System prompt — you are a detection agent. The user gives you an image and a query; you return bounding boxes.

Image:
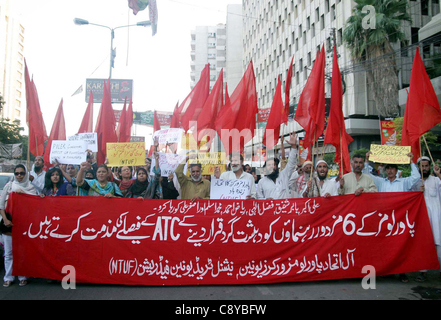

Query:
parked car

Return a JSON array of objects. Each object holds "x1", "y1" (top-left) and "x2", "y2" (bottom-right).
[{"x1": 0, "y1": 173, "x2": 13, "y2": 193}]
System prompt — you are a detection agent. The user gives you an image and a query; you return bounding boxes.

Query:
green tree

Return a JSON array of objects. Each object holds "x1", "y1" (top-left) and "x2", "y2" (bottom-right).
[
  {"x1": 0, "y1": 93, "x2": 28, "y2": 159},
  {"x1": 343, "y1": 0, "x2": 412, "y2": 117}
]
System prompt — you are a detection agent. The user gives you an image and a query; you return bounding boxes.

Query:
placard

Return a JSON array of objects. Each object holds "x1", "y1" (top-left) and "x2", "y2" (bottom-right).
[
  {"x1": 49, "y1": 140, "x2": 88, "y2": 165},
  {"x1": 106, "y1": 142, "x2": 146, "y2": 167},
  {"x1": 210, "y1": 178, "x2": 251, "y2": 199},
  {"x1": 369, "y1": 144, "x2": 411, "y2": 164},
  {"x1": 67, "y1": 133, "x2": 98, "y2": 152},
  {"x1": 151, "y1": 153, "x2": 187, "y2": 177},
  {"x1": 188, "y1": 152, "x2": 226, "y2": 176}
]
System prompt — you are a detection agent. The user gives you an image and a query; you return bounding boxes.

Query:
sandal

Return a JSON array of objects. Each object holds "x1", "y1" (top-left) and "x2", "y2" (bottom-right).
[
  {"x1": 399, "y1": 273, "x2": 409, "y2": 283},
  {"x1": 416, "y1": 273, "x2": 427, "y2": 282},
  {"x1": 3, "y1": 281, "x2": 12, "y2": 288},
  {"x1": 19, "y1": 280, "x2": 28, "y2": 287}
]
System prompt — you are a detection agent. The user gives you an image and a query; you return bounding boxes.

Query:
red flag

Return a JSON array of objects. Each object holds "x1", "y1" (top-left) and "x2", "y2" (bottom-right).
[
  {"x1": 116, "y1": 98, "x2": 128, "y2": 142},
  {"x1": 324, "y1": 47, "x2": 353, "y2": 175},
  {"x1": 153, "y1": 111, "x2": 161, "y2": 132},
  {"x1": 24, "y1": 60, "x2": 48, "y2": 157},
  {"x1": 294, "y1": 46, "x2": 326, "y2": 147},
  {"x1": 284, "y1": 55, "x2": 295, "y2": 124},
  {"x1": 124, "y1": 98, "x2": 134, "y2": 141},
  {"x1": 215, "y1": 61, "x2": 258, "y2": 154},
  {"x1": 194, "y1": 69, "x2": 224, "y2": 147},
  {"x1": 78, "y1": 91, "x2": 94, "y2": 134},
  {"x1": 224, "y1": 83, "x2": 231, "y2": 107},
  {"x1": 179, "y1": 64, "x2": 210, "y2": 132},
  {"x1": 401, "y1": 47, "x2": 441, "y2": 163},
  {"x1": 262, "y1": 75, "x2": 284, "y2": 149},
  {"x1": 95, "y1": 80, "x2": 118, "y2": 165},
  {"x1": 170, "y1": 102, "x2": 180, "y2": 129},
  {"x1": 43, "y1": 99, "x2": 66, "y2": 167}
]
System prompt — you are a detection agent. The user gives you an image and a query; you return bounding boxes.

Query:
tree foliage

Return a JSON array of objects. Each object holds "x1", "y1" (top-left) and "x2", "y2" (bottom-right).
[{"x1": 343, "y1": 0, "x2": 412, "y2": 117}]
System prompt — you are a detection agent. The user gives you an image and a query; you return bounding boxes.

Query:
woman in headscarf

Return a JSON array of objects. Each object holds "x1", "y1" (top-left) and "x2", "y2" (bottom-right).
[
  {"x1": 115, "y1": 166, "x2": 135, "y2": 197},
  {"x1": 125, "y1": 153, "x2": 161, "y2": 199},
  {"x1": 40, "y1": 167, "x2": 76, "y2": 197},
  {"x1": 76, "y1": 163, "x2": 123, "y2": 197},
  {"x1": 0, "y1": 164, "x2": 37, "y2": 287}
]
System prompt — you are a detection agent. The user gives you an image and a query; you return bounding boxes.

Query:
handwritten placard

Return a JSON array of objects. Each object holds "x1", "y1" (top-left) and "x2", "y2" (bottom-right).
[
  {"x1": 67, "y1": 133, "x2": 98, "y2": 152},
  {"x1": 188, "y1": 152, "x2": 226, "y2": 176},
  {"x1": 106, "y1": 142, "x2": 146, "y2": 167},
  {"x1": 50, "y1": 140, "x2": 87, "y2": 165},
  {"x1": 210, "y1": 179, "x2": 251, "y2": 200},
  {"x1": 369, "y1": 144, "x2": 411, "y2": 164},
  {"x1": 151, "y1": 153, "x2": 187, "y2": 177}
]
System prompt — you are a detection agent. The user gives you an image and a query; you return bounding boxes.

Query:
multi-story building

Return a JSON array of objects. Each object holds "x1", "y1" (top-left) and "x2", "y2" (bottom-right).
[
  {"x1": 0, "y1": 0, "x2": 25, "y2": 123},
  {"x1": 242, "y1": 0, "x2": 441, "y2": 159},
  {"x1": 190, "y1": 4, "x2": 243, "y2": 93}
]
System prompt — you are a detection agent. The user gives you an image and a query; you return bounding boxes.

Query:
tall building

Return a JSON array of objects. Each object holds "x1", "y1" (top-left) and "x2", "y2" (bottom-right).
[
  {"x1": 242, "y1": 0, "x2": 441, "y2": 156},
  {"x1": 0, "y1": 0, "x2": 25, "y2": 123},
  {"x1": 190, "y1": 4, "x2": 243, "y2": 92}
]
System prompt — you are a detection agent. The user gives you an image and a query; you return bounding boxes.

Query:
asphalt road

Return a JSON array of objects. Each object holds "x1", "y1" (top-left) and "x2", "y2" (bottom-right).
[{"x1": 1, "y1": 270, "x2": 440, "y2": 302}]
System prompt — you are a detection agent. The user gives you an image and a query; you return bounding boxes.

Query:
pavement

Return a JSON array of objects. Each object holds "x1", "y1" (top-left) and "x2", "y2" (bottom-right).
[{"x1": 0, "y1": 270, "x2": 440, "y2": 301}]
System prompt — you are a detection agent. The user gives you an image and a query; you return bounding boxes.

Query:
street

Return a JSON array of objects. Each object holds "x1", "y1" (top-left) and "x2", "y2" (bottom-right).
[{"x1": 1, "y1": 270, "x2": 440, "y2": 301}]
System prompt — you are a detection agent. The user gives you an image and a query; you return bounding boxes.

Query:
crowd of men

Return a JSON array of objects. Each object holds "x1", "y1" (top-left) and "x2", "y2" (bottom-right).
[{"x1": 1, "y1": 132, "x2": 440, "y2": 287}]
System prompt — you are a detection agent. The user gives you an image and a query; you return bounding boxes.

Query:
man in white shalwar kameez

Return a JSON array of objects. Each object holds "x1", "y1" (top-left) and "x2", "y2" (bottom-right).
[{"x1": 411, "y1": 156, "x2": 441, "y2": 281}]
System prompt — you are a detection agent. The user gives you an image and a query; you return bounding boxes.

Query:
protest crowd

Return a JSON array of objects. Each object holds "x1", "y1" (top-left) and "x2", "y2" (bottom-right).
[
  {"x1": 1, "y1": 39, "x2": 440, "y2": 289},
  {"x1": 0, "y1": 131, "x2": 441, "y2": 288}
]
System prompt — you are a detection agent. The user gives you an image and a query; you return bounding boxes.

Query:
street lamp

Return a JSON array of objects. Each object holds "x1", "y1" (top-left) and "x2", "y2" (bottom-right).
[{"x1": 74, "y1": 18, "x2": 151, "y2": 79}]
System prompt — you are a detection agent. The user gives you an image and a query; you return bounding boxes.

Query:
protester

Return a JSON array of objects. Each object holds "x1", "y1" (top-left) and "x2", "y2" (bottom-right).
[
  {"x1": 66, "y1": 164, "x2": 78, "y2": 179},
  {"x1": 115, "y1": 166, "x2": 135, "y2": 197},
  {"x1": 293, "y1": 161, "x2": 312, "y2": 198},
  {"x1": 160, "y1": 172, "x2": 180, "y2": 200},
  {"x1": 29, "y1": 156, "x2": 46, "y2": 194},
  {"x1": 301, "y1": 160, "x2": 338, "y2": 198},
  {"x1": 86, "y1": 152, "x2": 98, "y2": 174},
  {"x1": 364, "y1": 152, "x2": 419, "y2": 192},
  {"x1": 288, "y1": 164, "x2": 303, "y2": 198},
  {"x1": 411, "y1": 156, "x2": 441, "y2": 282},
  {"x1": 338, "y1": 154, "x2": 377, "y2": 196},
  {"x1": 40, "y1": 167, "x2": 76, "y2": 197},
  {"x1": 0, "y1": 165, "x2": 37, "y2": 287},
  {"x1": 76, "y1": 163, "x2": 123, "y2": 197},
  {"x1": 257, "y1": 133, "x2": 298, "y2": 200},
  {"x1": 215, "y1": 153, "x2": 256, "y2": 199},
  {"x1": 125, "y1": 167, "x2": 161, "y2": 199},
  {"x1": 175, "y1": 154, "x2": 210, "y2": 201},
  {"x1": 363, "y1": 151, "x2": 417, "y2": 283}
]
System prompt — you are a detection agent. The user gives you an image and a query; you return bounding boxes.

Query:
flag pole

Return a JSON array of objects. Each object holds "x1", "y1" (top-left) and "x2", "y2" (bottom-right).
[
  {"x1": 310, "y1": 129, "x2": 316, "y2": 182},
  {"x1": 420, "y1": 136, "x2": 425, "y2": 186},
  {"x1": 340, "y1": 129, "x2": 343, "y2": 178},
  {"x1": 422, "y1": 135, "x2": 435, "y2": 164}
]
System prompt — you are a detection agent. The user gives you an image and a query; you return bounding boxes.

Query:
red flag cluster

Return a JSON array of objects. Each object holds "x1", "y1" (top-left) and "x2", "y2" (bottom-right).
[{"x1": 401, "y1": 47, "x2": 441, "y2": 163}]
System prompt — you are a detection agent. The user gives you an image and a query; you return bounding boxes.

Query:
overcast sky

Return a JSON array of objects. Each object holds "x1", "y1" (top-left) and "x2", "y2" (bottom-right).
[{"x1": 11, "y1": 0, "x2": 241, "y2": 138}]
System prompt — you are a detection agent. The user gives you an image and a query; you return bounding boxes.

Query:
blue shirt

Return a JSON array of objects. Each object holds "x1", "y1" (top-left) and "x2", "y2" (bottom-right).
[{"x1": 365, "y1": 163, "x2": 420, "y2": 192}]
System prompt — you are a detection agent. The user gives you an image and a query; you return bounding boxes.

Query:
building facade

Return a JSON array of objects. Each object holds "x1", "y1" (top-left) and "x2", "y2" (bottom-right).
[
  {"x1": 190, "y1": 4, "x2": 243, "y2": 93},
  {"x1": 0, "y1": 0, "x2": 25, "y2": 123},
  {"x1": 242, "y1": 0, "x2": 441, "y2": 157}
]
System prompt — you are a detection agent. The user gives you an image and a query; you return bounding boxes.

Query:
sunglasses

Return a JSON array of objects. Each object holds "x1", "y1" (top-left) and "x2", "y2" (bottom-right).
[{"x1": 14, "y1": 172, "x2": 26, "y2": 176}]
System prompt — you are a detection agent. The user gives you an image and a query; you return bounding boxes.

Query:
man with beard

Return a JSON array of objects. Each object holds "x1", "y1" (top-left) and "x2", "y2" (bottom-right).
[
  {"x1": 215, "y1": 153, "x2": 256, "y2": 199},
  {"x1": 301, "y1": 160, "x2": 338, "y2": 198},
  {"x1": 175, "y1": 154, "x2": 210, "y2": 201},
  {"x1": 411, "y1": 156, "x2": 441, "y2": 282},
  {"x1": 338, "y1": 154, "x2": 377, "y2": 196},
  {"x1": 257, "y1": 133, "x2": 298, "y2": 200},
  {"x1": 29, "y1": 156, "x2": 46, "y2": 195}
]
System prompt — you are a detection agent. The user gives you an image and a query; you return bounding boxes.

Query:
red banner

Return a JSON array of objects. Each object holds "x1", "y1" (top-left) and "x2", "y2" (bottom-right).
[{"x1": 10, "y1": 192, "x2": 439, "y2": 286}]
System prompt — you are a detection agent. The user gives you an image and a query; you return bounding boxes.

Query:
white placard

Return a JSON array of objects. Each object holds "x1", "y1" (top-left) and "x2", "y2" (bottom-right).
[
  {"x1": 67, "y1": 133, "x2": 98, "y2": 152},
  {"x1": 50, "y1": 140, "x2": 88, "y2": 165},
  {"x1": 153, "y1": 128, "x2": 183, "y2": 146},
  {"x1": 210, "y1": 179, "x2": 251, "y2": 200},
  {"x1": 151, "y1": 152, "x2": 187, "y2": 177}
]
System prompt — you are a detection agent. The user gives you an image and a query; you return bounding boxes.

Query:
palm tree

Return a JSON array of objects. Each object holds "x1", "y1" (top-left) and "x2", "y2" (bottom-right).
[{"x1": 343, "y1": 0, "x2": 412, "y2": 117}]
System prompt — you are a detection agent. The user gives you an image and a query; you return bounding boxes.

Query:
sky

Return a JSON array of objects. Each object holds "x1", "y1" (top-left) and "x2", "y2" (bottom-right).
[{"x1": 11, "y1": 0, "x2": 242, "y2": 138}]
